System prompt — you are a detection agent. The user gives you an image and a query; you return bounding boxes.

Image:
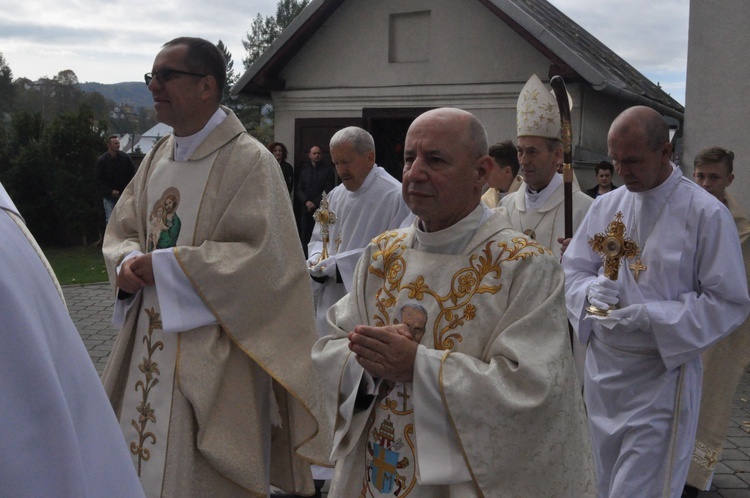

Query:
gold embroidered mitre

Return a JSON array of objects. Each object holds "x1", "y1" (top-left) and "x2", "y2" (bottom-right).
[{"x1": 517, "y1": 73, "x2": 572, "y2": 141}]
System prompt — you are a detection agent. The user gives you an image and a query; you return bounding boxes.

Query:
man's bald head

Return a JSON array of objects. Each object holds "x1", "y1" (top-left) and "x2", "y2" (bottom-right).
[
  {"x1": 610, "y1": 106, "x2": 670, "y2": 152},
  {"x1": 402, "y1": 108, "x2": 492, "y2": 232},
  {"x1": 608, "y1": 106, "x2": 673, "y2": 192}
]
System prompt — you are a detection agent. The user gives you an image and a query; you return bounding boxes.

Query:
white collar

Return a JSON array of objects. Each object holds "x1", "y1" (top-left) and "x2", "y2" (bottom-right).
[
  {"x1": 413, "y1": 204, "x2": 490, "y2": 255},
  {"x1": 173, "y1": 107, "x2": 227, "y2": 162},
  {"x1": 525, "y1": 172, "x2": 562, "y2": 210}
]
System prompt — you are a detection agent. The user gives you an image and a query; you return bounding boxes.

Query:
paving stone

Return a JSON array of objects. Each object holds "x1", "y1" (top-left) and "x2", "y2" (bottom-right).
[
  {"x1": 724, "y1": 460, "x2": 750, "y2": 473},
  {"x1": 711, "y1": 473, "x2": 749, "y2": 489},
  {"x1": 714, "y1": 491, "x2": 750, "y2": 498},
  {"x1": 722, "y1": 449, "x2": 750, "y2": 461}
]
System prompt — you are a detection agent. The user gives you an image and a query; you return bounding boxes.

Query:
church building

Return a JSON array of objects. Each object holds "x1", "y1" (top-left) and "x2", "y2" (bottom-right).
[{"x1": 232, "y1": 0, "x2": 683, "y2": 189}]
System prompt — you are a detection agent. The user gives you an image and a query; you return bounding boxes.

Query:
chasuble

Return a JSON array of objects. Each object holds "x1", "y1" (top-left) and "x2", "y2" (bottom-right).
[
  {"x1": 314, "y1": 208, "x2": 596, "y2": 497},
  {"x1": 102, "y1": 108, "x2": 329, "y2": 497}
]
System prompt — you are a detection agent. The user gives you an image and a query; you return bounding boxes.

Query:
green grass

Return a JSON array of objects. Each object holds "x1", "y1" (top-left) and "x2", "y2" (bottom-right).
[{"x1": 43, "y1": 245, "x2": 109, "y2": 285}]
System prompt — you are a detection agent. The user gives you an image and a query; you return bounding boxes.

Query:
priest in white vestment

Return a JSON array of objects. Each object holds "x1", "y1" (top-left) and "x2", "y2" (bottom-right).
[
  {"x1": 501, "y1": 74, "x2": 593, "y2": 383},
  {"x1": 102, "y1": 38, "x2": 329, "y2": 497},
  {"x1": 563, "y1": 107, "x2": 750, "y2": 498},
  {"x1": 499, "y1": 74, "x2": 592, "y2": 261},
  {"x1": 313, "y1": 108, "x2": 596, "y2": 497},
  {"x1": 0, "y1": 182, "x2": 144, "y2": 497},
  {"x1": 307, "y1": 126, "x2": 413, "y2": 337},
  {"x1": 685, "y1": 147, "x2": 750, "y2": 494}
]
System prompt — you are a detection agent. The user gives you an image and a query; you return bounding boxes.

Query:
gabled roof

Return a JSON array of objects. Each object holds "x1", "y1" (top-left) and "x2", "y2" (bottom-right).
[
  {"x1": 232, "y1": 0, "x2": 683, "y2": 118},
  {"x1": 132, "y1": 122, "x2": 172, "y2": 155}
]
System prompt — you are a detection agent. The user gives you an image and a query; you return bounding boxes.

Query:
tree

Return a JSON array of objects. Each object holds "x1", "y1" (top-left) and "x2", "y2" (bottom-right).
[
  {"x1": 0, "y1": 53, "x2": 14, "y2": 114},
  {"x1": 275, "y1": 0, "x2": 309, "y2": 30},
  {"x1": 238, "y1": 0, "x2": 308, "y2": 144},
  {"x1": 45, "y1": 105, "x2": 107, "y2": 245},
  {"x1": 0, "y1": 107, "x2": 106, "y2": 245},
  {"x1": 241, "y1": 0, "x2": 309, "y2": 68},
  {"x1": 52, "y1": 69, "x2": 82, "y2": 116},
  {"x1": 217, "y1": 40, "x2": 238, "y2": 105}
]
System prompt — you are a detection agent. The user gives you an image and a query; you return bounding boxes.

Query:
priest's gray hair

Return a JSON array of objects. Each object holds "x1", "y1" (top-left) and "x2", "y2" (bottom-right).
[{"x1": 330, "y1": 127, "x2": 375, "y2": 156}]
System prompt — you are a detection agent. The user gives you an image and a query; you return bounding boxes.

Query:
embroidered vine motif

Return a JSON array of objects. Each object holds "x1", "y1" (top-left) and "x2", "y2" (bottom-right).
[
  {"x1": 369, "y1": 231, "x2": 546, "y2": 350},
  {"x1": 130, "y1": 307, "x2": 164, "y2": 476}
]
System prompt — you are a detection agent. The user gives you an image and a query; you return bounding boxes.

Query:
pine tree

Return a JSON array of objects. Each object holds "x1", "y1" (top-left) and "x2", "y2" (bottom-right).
[
  {"x1": 241, "y1": 0, "x2": 309, "y2": 69},
  {"x1": 236, "y1": 0, "x2": 309, "y2": 145}
]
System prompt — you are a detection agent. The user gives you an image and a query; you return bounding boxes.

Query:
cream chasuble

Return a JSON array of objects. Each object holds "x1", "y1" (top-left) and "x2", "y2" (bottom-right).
[
  {"x1": 314, "y1": 208, "x2": 596, "y2": 498},
  {"x1": 119, "y1": 150, "x2": 215, "y2": 494},
  {"x1": 103, "y1": 107, "x2": 330, "y2": 498}
]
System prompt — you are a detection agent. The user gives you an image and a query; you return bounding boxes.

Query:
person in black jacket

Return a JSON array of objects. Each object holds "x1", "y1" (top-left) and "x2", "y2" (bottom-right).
[
  {"x1": 295, "y1": 145, "x2": 336, "y2": 254},
  {"x1": 584, "y1": 160, "x2": 618, "y2": 199},
  {"x1": 95, "y1": 135, "x2": 135, "y2": 224}
]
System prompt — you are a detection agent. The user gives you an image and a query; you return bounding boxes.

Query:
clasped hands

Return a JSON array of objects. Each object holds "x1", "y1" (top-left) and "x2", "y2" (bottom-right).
[
  {"x1": 348, "y1": 324, "x2": 418, "y2": 383},
  {"x1": 587, "y1": 274, "x2": 649, "y2": 333},
  {"x1": 116, "y1": 253, "x2": 155, "y2": 294}
]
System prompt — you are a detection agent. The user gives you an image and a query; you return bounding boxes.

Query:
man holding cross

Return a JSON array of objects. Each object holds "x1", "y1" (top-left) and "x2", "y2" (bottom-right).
[{"x1": 562, "y1": 106, "x2": 749, "y2": 497}]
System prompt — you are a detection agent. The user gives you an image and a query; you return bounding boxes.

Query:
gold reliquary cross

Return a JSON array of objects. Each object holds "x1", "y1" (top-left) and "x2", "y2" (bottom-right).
[
  {"x1": 312, "y1": 191, "x2": 336, "y2": 262},
  {"x1": 586, "y1": 211, "x2": 639, "y2": 316}
]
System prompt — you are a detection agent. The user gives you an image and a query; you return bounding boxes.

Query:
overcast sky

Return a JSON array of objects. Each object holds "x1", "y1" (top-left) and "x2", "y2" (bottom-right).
[{"x1": 0, "y1": 0, "x2": 688, "y2": 104}]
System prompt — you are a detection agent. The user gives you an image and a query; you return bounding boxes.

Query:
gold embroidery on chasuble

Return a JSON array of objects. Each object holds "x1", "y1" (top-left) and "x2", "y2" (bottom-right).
[
  {"x1": 131, "y1": 307, "x2": 164, "y2": 476},
  {"x1": 691, "y1": 440, "x2": 720, "y2": 472},
  {"x1": 119, "y1": 150, "x2": 213, "y2": 494},
  {"x1": 359, "y1": 230, "x2": 548, "y2": 496}
]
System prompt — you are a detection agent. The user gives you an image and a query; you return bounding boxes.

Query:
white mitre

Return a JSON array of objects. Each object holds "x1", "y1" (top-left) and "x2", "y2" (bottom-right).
[{"x1": 517, "y1": 73, "x2": 561, "y2": 140}]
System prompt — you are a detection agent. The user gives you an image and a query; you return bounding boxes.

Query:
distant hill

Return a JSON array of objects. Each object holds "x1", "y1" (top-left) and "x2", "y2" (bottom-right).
[{"x1": 79, "y1": 81, "x2": 153, "y2": 110}]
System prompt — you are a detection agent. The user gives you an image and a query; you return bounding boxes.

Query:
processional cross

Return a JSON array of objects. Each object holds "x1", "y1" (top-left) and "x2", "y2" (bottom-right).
[
  {"x1": 586, "y1": 211, "x2": 639, "y2": 316},
  {"x1": 312, "y1": 191, "x2": 336, "y2": 263}
]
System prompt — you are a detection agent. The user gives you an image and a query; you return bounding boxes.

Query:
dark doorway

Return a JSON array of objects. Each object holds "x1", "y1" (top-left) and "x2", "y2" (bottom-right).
[{"x1": 364, "y1": 107, "x2": 433, "y2": 181}]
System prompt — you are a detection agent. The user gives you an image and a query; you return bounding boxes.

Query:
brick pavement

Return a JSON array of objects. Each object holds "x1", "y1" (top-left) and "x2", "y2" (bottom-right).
[{"x1": 62, "y1": 283, "x2": 750, "y2": 496}]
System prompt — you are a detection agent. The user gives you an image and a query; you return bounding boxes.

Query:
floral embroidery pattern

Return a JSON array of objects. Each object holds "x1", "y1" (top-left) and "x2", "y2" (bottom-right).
[
  {"x1": 369, "y1": 231, "x2": 546, "y2": 350},
  {"x1": 130, "y1": 307, "x2": 164, "y2": 476}
]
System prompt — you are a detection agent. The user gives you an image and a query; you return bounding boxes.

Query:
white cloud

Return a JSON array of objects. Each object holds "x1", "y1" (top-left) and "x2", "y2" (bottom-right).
[
  {"x1": 0, "y1": 0, "x2": 278, "y2": 82},
  {"x1": 548, "y1": 0, "x2": 688, "y2": 103}
]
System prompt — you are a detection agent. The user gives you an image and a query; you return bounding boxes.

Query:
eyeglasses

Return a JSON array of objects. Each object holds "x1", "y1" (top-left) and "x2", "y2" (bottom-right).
[{"x1": 144, "y1": 68, "x2": 207, "y2": 86}]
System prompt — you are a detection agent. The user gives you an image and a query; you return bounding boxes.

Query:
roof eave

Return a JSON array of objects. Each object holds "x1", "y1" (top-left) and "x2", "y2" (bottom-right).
[{"x1": 231, "y1": 0, "x2": 344, "y2": 97}]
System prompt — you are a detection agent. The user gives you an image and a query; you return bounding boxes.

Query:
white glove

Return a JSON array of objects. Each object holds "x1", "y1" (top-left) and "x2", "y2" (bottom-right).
[
  {"x1": 306, "y1": 254, "x2": 321, "y2": 269},
  {"x1": 590, "y1": 304, "x2": 650, "y2": 333},
  {"x1": 309, "y1": 257, "x2": 336, "y2": 278},
  {"x1": 587, "y1": 275, "x2": 619, "y2": 310}
]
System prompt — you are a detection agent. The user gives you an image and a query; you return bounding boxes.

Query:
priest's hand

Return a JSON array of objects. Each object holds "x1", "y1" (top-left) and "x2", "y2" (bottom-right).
[
  {"x1": 129, "y1": 253, "x2": 155, "y2": 286},
  {"x1": 587, "y1": 274, "x2": 619, "y2": 310},
  {"x1": 117, "y1": 257, "x2": 148, "y2": 294},
  {"x1": 558, "y1": 237, "x2": 570, "y2": 258},
  {"x1": 589, "y1": 304, "x2": 650, "y2": 333},
  {"x1": 348, "y1": 324, "x2": 418, "y2": 383}
]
